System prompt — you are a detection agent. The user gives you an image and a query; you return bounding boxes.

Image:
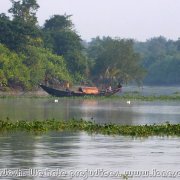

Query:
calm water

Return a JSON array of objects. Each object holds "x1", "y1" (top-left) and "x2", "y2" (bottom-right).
[
  {"x1": 0, "y1": 132, "x2": 179, "y2": 180},
  {"x1": 0, "y1": 86, "x2": 180, "y2": 179},
  {"x1": 0, "y1": 98, "x2": 180, "y2": 125},
  {"x1": 122, "y1": 85, "x2": 180, "y2": 96}
]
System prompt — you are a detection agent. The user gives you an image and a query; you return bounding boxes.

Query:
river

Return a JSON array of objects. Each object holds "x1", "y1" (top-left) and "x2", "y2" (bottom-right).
[
  {"x1": 0, "y1": 98, "x2": 180, "y2": 125},
  {"x1": 0, "y1": 86, "x2": 180, "y2": 179}
]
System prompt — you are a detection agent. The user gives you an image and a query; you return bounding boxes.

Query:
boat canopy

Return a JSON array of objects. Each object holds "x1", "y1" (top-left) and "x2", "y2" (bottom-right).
[{"x1": 81, "y1": 87, "x2": 99, "y2": 94}]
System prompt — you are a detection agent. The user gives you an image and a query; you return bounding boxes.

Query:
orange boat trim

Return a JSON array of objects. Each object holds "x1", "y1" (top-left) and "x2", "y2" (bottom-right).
[{"x1": 81, "y1": 87, "x2": 99, "y2": 94}]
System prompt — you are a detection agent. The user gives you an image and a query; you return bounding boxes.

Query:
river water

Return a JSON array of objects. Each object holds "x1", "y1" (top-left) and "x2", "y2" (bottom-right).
[
  {"x1": 0, "y1": 132, "x2": 179, "y2": 180},
  {"x1": 0, "y1": 98, "x2": 180, "y2": 125},
  {"x1": 0, "y1": 86, "x2": 180, "y2": 179}
]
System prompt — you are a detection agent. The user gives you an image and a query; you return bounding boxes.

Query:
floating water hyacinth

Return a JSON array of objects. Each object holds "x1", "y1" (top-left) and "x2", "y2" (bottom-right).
[{"x1": 0, "y1": 119, "x2": 180, "y2": 137}]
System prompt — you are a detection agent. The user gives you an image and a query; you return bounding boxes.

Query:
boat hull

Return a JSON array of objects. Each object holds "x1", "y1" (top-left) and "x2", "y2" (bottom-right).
[{"x1": 39, "y1": 84, "x2": 121, "y2": 97}]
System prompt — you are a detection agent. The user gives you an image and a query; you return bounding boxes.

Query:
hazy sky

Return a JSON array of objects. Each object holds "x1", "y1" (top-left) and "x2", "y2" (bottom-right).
[{"x1": 1, "y1": 0, "x2": 180, "y2": 41}]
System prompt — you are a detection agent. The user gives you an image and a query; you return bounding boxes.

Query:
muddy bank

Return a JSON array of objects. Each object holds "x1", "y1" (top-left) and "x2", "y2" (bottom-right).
[{"x1": 0, "y1": 89, "x2": 49, "y2": 97}]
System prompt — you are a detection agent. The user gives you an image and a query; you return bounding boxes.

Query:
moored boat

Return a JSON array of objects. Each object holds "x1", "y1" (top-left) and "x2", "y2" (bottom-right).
[{"x1": 39, "y1": 84, "x2": 121, "y2": 97}]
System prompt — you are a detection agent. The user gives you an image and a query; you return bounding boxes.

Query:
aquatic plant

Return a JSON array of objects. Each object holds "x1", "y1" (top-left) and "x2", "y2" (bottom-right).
[{"x1": 0, "y1": 119, "x2": 180, "y2": 137}]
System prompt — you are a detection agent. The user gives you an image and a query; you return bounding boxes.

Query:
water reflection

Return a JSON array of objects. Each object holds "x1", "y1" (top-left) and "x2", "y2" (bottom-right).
[
  {"x1": 0, "y1": 133, "x2": 36, "y2": 169},
  {"x1": 0, "y1": 132, "x2": 179, "y2": 180},
  {"x1": 0, "y1": 132, "x2": 81, "y2": 176},
  {"x1": 0, "y1": 98, "x2": 180, "y2": 125}
]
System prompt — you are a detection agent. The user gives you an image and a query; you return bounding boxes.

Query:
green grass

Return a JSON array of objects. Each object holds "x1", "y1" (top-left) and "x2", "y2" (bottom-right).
[
  {"x1": 0, "y1": 119, "x2": 180, "y2": 137},
  {"x1": 0, "y1": 94, "x2": 180, "y2": 101}
]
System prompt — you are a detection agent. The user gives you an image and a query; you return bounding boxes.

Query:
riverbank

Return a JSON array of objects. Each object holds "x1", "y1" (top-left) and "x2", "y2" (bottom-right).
[
  {"x1": 0, "y1": 119, "x2": 180, "y2": 137},
  {"x1": 118, "y1": 93, "x2": 180, "y2": 101},
  {"x1": 0, "y1": 90, "x2": 180, "y2": 101},
  {"x1": 0, "y1": 89, "x2": 49, "y2": 97}
]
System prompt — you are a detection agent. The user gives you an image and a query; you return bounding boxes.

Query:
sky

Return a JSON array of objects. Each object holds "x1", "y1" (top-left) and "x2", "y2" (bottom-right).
[{"x1": 1, "y1": 0, "x2": 180, "y2": 41}]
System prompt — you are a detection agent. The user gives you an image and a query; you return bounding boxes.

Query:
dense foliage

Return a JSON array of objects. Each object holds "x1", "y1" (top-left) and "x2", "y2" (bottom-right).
[
  {"x1": 86, "y1": 37, "x2": 146, "y2": 86},
  {"x1": 0, "y1": 44, "x2": 71, "y2": 90},
  {"x1": 0, "y1": 44, "x2": 29, "y2": 89},
  {"x1": 42, "y1": 15, "x2": 89, "y2": 81},
  {"x1": 134, "y1": 36, "x2": 180, "y2": 85},
  {"x1": 1, "y1": 0, "x2": 179, "y2": 91},
  {"x1": 0, "y1": 0, "x2": 74, "y2": 90}
]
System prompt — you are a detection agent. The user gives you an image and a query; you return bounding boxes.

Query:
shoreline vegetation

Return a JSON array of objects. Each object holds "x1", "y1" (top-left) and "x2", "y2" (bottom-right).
[
  {"x1": 0, "y1": 119, "x2": 180, "y2": 137},
  {"x1": 0, "y1": 1, "x2": 180, "y2": 92},
  {"x1": 0, "y1": 90, "x2": 180, "y2": 101}
]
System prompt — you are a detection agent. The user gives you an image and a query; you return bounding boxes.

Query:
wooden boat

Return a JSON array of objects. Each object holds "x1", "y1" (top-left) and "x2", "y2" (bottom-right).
[{"x1": 39, "y1": 84, "x2": 121, "y2": 97}]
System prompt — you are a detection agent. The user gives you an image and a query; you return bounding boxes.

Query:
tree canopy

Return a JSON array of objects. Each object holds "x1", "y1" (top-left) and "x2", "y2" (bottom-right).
[
  {"x1": 8, "y1": 0, "x2": 39, "y2": 24},
  {"x1": 0, "y1": 0, "x2": 41, "y2": 51},
  {"x1": 0, "y1": 0, "x2": 72, "y2": 90},
  {"x1": 43, "y1": 15, "x2": 89, "y2": 81},
  {"x1": 1, "y1": 0, "x2": 178, "y2": 91},
  {"x1": 87, "y1": 37, "x2": 146, "y2": 86},
  {"x1": 134, "y1": 36, "x2": 180, "y2": 85}
]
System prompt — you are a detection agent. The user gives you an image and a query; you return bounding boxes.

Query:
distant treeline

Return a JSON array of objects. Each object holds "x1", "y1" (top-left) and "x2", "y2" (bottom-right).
[
  {"x1": 0, "y1": 0, "x2": 179, "y2": 91},
  {"x1": 134, "y1": 36, "x2": 180, "y2": 85}
]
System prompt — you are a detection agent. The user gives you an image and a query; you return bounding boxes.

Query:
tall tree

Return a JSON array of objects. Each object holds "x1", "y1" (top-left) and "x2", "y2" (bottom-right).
[
  {"x1": 0, "y1": 0, "x2": 41, "y2": 51},
  {"x1": 0, "y1": 1, "x2": 73, "y2": 90},
  {"x1": 43, "y1": 14, "x2": 73, "y2": 31},
  {"x1": 0, "y1": 13, "x2": 12, "y2": 47},
  {"x1": 0, "y1": 14, "x2": 41, "y2": 51},
  {"x1": 43, "y1": 15, "x2": 88, "y2": 82},
  {"x1": 8, "y1": 0, "x2": 39, "y2": 24},
  {"x1": 87, "y1": 37, "x2": 146, "y2": 85}
]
